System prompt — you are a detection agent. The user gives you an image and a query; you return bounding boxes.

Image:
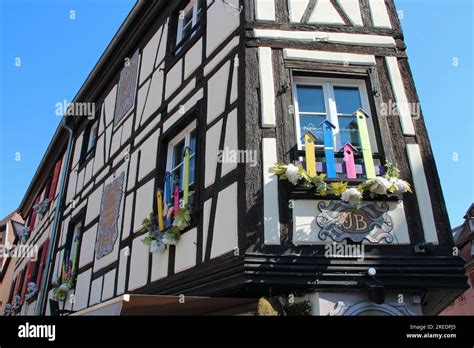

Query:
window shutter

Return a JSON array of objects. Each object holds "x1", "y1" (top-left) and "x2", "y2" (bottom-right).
[
  {"x1": 13, "y1": 271, "x2": 22, "y2": 296},
  {"x1": 48, "y1": 158, "x2": 63, "y2": 202},
  {"x1": 35, "y1": 239, "x2": 50, "y2": 289},
  {"x1": 21, "y1": 261, "x2": 35, "y2": 303},
  {"x1": 28, "y1": 196, "x2": 40, "y2": 231}
]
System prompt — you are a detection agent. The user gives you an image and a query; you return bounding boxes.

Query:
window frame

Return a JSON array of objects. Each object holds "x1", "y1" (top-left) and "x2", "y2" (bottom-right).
[
  {"x1": 61, "y1": 215, "x2": 83, "y2": 287},
  {"x1": 175, "y1": 0, "x2": 204, "y2": 51},
  {"x1": 166, "y1": 120, "x2": 197, "y2": 191},
  {"x1": 79, "y1": 120, "x2": 98, "y2": 166},
  {"x1": 292, "y1": 77, "x2": 379, "y2": 153}
]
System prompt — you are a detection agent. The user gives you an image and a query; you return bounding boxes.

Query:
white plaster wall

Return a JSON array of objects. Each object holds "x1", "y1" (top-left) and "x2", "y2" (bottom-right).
[
  {"x1": 406, "y1": 144, "x2": 438, "y2": 244},
  {"x1": 168, "y1": 78, "x2": 196, "y2": 112},
  {"x1": 151, "y1": 247, "x2": 169, "y2": 282},
  {"x1": 102, "y1": 269, "x2": 116, "y2": 301},
  {"x1": 164, "y1": 89, "x2": 203, "y2": 132},
  {"x1": 204, "y1": 119, "x2": 223, "y2": 188},
  {"x1": 175, "y1": 227, "x2": 197, "y2": 273},
  {"x1": 255, "y1": 0, "x2": 276, "y2": 21},
  {"x1": 206, "y1": 0, "x2": 241, "y2": 57},
  {"x1": 116, "y1": 247, "x2": 129, "y2": 295},
  {"x1": 85, "y1": 183, "x2": 104, "y2": 226},
  {"x1": 185, "y1": 38, "x2": 203, "y2": 79},
  {"x1": 207, "y1": 61, "x2": 230, "y2": 124},
  {"x1": 128, "y1": 236, "x2": 149, "y2": 291},
  {"x1": 337, "y1": 0, "x2": 363, "y2": 26},
  {"x1": 262, "y1": 138, "x2": 280, "y2": 244},
  {"x1": 73, "y1": 268, "x2": 91, "y2": 311},
  {"x1": 138, "y1": 129, "x2": 159, "y2": 181},
  {"x1": 283, "y1": 48, "x2": 376, "y2": 65},
  {"x1": 221, "y1": 108, "x2": 238, "y2": 177},
  {"x1": 204, "y1": 37, "x2": 239, "y2": 76},
  {"x1": 211, "y1": 182, "x2": 238, "y2": 258},
  {"x1": 140, "y1": 25, "x2": 163, "y2": 84},
  {"x1": 104, "y1": 85, "x2": 118, "y2": 126},
  {"x1": 288, "y1": 0, "x2": 309, "y2": 23},
  {"x1": 202, "y1": 198, "x2": 212, "y2": 261},
  {"x1": 258, "y1": 47, "x2": 276, "y2": 128},
  {"x1": 133, "y1": 179, "x2": 155, "y2": 233},
  {"x1": 165, "y1": 59, "x2": 183, "y2": 99},
  {"x1": 368, "y1": 0, "x2": 392, "y2": 28},
  {"x1": 89, "y1": 276, "x2": 103, "y2": 306},
  {"x1": 308, "y1": 0, "x2": 345, "y2": 25},
  {"x1": 121, "y1": 192, "x2": 134, "y2": 241},
  {"x1": 78, "y1": 223, "x2": 97, "y2": 268}
]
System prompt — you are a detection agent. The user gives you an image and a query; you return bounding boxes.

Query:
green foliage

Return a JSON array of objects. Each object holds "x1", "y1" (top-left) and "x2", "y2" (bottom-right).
[
  {"x1": 173, "y1": 206, "x2": 191, "y2": 230},
  {"x1": 269, "y1": 162, "x2": 289, "y2": 177},
  {"x1": 284, "y1": 301, "x2": 312, "y2": 316},
  {"x1": 327, "y1": 182, "x2": 348, "y2": 196},
  {"x1": 383, "y1": 160, "x2": 400, "y2": 179},
  {"x1": 270, "y1": 160, "x2": 412, "y2": 205}
]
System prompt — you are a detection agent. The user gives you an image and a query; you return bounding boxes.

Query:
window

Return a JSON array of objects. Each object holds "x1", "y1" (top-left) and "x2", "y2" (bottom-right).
[
  {"x1": 293, "y1": 77, "x2": 378, "y2": 152},
  {"x1": 31, "y1": 245, "x2": 43, "y2": 287},
  {"x1": 176, "y1": 0, "x2": 204, "y2": 50},
  {"x1": 80, "y1": 121, "x2": 98, "y2": 163},
  {"x1": 293, "y1": 77, "x2": 381, "y2": 179},
  {"x1": 62, "y1": 220, "x2": 82, "y2": 284},
  {"x1": 166, "y1": 121, "x2": 197, "y2": 194}
]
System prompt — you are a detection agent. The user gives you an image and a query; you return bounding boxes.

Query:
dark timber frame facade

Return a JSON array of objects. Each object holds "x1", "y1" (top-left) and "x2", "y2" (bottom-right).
[{"x1": 8, "y1": 0, "x2": 467, "y2": 316}]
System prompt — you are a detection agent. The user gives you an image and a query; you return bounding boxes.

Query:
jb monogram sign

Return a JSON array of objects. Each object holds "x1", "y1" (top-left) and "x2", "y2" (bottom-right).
[{"x1": 316, "y1": 201, "x2": 394, "y2": 243}]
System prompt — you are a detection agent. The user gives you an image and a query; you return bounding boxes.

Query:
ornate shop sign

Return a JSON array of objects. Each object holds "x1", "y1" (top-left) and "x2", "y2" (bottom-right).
[
  {"x1": 316, "y1": 201, "x2": 394, "y2": 243},
  {"x1": 95, "y1": 172, "x2": 125, "y2": 259},
  {"x1": 114, "y1": 50, "x2": 139, "y2": 125}
]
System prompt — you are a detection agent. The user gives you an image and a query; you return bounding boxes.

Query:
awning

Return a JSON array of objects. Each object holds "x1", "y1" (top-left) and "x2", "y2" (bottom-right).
[{"x1": 72, "y1": 294, "x2": 257, "y2": 316}]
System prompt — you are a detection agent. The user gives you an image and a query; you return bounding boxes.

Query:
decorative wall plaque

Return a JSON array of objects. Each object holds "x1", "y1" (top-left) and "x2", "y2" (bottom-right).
[
  {"x1": 95, "y1": 172, "x2": 125, "y2": 259},
  {"x1": 316, "y1": 201, "x2": 394, "y2": 243},
  {"x1": 114, "y1": 50, "x2": 139, "y2": 125}
]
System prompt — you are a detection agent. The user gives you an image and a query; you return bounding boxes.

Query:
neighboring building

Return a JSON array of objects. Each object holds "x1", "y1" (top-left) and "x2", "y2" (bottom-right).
[
  {"x1": 441, "y1": 204, "x2": 474, "y2": 315},
  {"x1": 7, "y1": 0, "x2": 468, "y2": 316},
  {"x1": 8, "y1": 146, "x2": 65, "y2": 315},
  {"x1": 0, "y1": 212, "x2": 24, "y2": 314}
]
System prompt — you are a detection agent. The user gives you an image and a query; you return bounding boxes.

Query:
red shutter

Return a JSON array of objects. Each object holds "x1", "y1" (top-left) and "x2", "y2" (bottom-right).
[
  {"x1": 36, "y1": 239, "x2": 50, "y2": 290},
  {"x1": 21, "y1": 261, "x2": 35, "y2": 303},
  {"x1": 13, "y1": 270, "x2": 23, "y2": 295},
  {"x1": 48, "y1": 158, "x2": 63, "y2": 202},
  {"x1": 28, "y1": 196, "x2": 40, "y2": 231}
]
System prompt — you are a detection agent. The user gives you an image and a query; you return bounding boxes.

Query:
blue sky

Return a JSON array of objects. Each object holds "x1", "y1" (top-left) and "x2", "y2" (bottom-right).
[{"x1": 0, "y1": 0, "x2": 473, "y2": 227}]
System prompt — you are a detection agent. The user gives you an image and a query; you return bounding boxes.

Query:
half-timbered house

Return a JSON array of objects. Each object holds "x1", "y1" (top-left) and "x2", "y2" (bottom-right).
[{"x1": 8, "y1": 0, "x2": 467, "y2": 316}]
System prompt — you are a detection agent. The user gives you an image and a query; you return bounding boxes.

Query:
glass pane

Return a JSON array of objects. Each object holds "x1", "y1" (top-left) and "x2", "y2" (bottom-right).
[
  {"x1": 299, "y1": 114, "x2": 325, "y2": 145},
  {"x1": 189, "y1": 131, "x2": 197, "y2": 184},
  {"x1": 334, "y1": 87, "x2": 362, "y2": 115},
  {"x1": 173, "y1": 140, "x2": 185, "y2": 188},
  {"x1": 297, "y1": 86, "x2": 326, "y2": 113},
  {"x1": 337, "y1": 116, "x2": 359, "y2": 148}
]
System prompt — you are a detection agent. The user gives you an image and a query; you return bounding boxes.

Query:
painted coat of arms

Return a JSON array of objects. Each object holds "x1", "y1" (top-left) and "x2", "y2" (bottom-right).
[
  {"x1": 316, "y1": 201, "x2": 394, "y2": 243},
  {"x1": 95, "y1": 172, "x2": 125, "y2": 259},
  {"x1": 114, "y1": 49, "x2": 139, "y2": 125}
]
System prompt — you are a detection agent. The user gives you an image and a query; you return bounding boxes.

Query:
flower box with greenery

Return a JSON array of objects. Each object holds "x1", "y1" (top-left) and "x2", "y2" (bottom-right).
[
  {"x1": 51, "y1": 238, "x2": 80, "y2": 302},
  {"x1": 270, "y1": 160, "x2": 412, "y2": 207},
  {"x1": 141, "y1": 203, "x2": 192, "y2": 254},
  {"x1": 51, "y1": 275, "x2": 74, "y2": 301}
]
